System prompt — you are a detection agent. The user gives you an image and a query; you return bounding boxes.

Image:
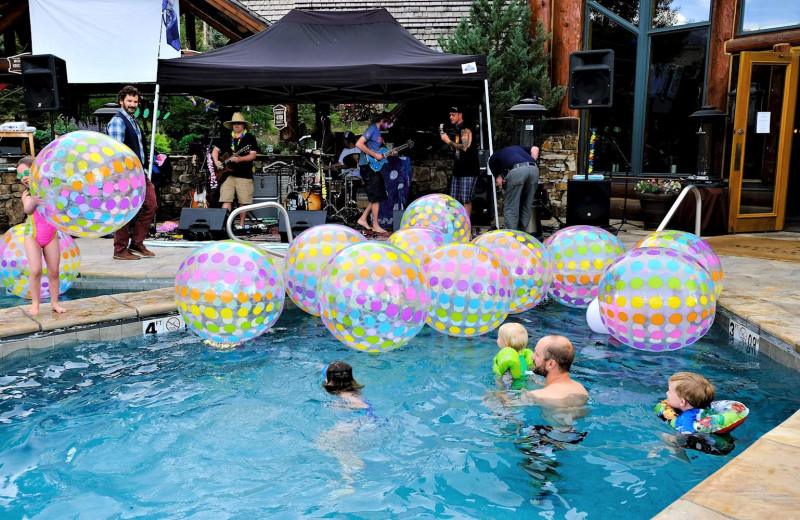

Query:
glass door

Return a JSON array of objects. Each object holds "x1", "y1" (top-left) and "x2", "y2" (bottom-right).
[{"x1": 728, "y1": 51, "x2": 799, "y2": 232}]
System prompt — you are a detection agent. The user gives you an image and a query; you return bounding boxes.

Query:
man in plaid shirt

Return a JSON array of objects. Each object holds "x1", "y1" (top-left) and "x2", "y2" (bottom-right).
[{"x1": 106, "y1": 85, "x2": 158, "y2": 260}]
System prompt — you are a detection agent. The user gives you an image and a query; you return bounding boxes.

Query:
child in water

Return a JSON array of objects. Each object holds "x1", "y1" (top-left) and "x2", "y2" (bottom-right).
[
  {"x1": 321, "y1": 361, "x2": 369, "y2": 410},
  {"x1": 18, "y1": 156, "x2": 66, "y2": 316},
  {"x1": 493, "y1": 323, "x2": 534, "y2": 390},
  {"x1": 662, "y1": 372, "x2": 716, "y2": 433}
]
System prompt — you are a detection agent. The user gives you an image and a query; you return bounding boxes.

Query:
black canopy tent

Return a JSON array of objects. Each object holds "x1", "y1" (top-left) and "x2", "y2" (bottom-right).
[{"x1": 153, "y1": 8, "x2": 499, "y2": 223}]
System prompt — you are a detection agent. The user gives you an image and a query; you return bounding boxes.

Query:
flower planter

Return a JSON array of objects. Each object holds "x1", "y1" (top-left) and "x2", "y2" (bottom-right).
[{"x1": 637, "y1": 192, "x2": 678, "y2": 230}]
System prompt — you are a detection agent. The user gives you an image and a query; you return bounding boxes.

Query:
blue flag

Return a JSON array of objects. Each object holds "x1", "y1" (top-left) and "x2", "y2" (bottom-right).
[{"x1": 162, "y1": 0, "x2": 180, "y2": 51}]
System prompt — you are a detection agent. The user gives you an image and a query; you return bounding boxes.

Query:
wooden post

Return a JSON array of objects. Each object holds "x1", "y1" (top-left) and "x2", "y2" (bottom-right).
[
  {"x1": 280, "y1": 104, "x2": 297, "y2": 143},
  {"x1": 529, "y1": 0, "x2": 552, "y2": 54},
  {"x1": 705, "y1": 0, "x2": 737, "y2": 111},
  {"x1": 552, "y1": 0, "x2": 583, "y2": 117},
  {"x1": 185, "y1": 11, "x2": 197, "y2": 51}
]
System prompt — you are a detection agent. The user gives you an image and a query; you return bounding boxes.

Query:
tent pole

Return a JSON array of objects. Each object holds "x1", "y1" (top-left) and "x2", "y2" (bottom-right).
[
  {"x1": 147, "y1": 83, "x2": 160, "y2": 180},
  {"x1": 483, "y1": 79, "x2": 499, "y2": 228}
]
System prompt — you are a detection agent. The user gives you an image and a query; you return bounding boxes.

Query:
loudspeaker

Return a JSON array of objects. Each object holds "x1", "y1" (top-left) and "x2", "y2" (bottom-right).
[
  {"x1": 178, "y1": 208, "x2": 229, "y2": 240},
  {"x1": 471, "y1": 174, "x2": 494, "y2": 226},
  {"x1": 568, "y1": 50, "x2": 614, "y2": 109},
  {"x1": 279, "y1": 210, "x2": 326, "y2": 241},
  {"x1": 21, "y1": 54, "x2": 69, "y2": 112},
  {"x1": 253, "y1": 174, "x2": 279, "y2": 198},
  {"x1": 250, "y1": 196, "x2": 280, "y2": 219},
  {"x1": 567, "y1": 179, "x2": 610, "y2": 227}
]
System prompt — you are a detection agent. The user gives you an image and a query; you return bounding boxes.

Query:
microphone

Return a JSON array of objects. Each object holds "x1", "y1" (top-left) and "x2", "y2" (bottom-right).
[{"x1": 0, "y1": 167, "x2": 17, "y2": 172}]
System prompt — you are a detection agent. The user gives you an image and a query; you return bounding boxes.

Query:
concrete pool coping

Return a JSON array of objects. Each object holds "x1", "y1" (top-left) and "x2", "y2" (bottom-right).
[{"x1": 0, "y1": 231, "x2": 799, "y2": 519}]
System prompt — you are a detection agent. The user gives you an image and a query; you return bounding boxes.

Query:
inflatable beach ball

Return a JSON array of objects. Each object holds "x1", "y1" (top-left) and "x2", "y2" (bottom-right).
[
  {"x1": 636, "y1": 230, "x2": 723, "y2": 298},
  {"x1": 473, "y1": 229, "x2": 551, "y2": 313},
  {"x1": 284, "y1": 224, "x2": 366, "y2": 316},
  {"x1": 545, "y1": 225, "x2": 625, "y2": 308},
  {"x1": 388, "y1": 227, "x2": 446, "y2": 266},
  {"x1": 0, "y1": 225, "x2": 80, "y2": 299},
  {"x1": 318, "y1": 242, "x2": 429, "y2": 353},
  {"x1": 400, "y1": 194, "x2": 471, "y2": 243},
  {"x1": 598, "y1": 247, "x2": 717, "y2": 352},
  {"x1": 424, "y1": 243, "x2": 512, "y2": 337},
  {"x1": 30, "y1": 130, "x2": 146, "y2": 237},
  {"x1": 175, "y1": 241, "x2": 284, "y2": 345}
]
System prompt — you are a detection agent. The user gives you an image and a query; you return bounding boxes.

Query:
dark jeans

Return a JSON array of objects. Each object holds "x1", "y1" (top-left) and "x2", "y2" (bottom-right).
[
  {"x1": 503, "y1": 164, "x2": 539, "y2": 231},
  {"x1": 114, "y1": 179, "x2": 157, "y2": 254}
]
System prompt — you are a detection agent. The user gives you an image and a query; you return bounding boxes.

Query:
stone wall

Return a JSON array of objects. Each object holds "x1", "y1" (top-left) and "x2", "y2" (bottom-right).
[
  {"x1": 538, "y1": 133, "x2": 579, "y2": 218},
  {"x1": 0, "y1": 172, "x2": 26, "y2": 232}
]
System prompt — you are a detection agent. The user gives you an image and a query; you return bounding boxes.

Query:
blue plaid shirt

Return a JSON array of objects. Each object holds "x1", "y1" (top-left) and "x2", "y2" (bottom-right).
[{"x1": 107, "y1": 109, "x2": 144, "y2": 161}]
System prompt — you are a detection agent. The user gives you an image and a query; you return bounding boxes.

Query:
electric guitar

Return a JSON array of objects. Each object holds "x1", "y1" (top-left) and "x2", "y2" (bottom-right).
[
  {"x1": 367, "y1": 140, "x2": 414, "y2": 171},
  {"x1": 213, "y1": 145, "x2": 252, "y2": 187}
]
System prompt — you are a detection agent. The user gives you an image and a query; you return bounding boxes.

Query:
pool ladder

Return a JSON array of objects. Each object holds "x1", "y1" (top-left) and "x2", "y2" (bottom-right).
[{"x1": 656, "y1": 184, "x2": 702, "y2": 236}]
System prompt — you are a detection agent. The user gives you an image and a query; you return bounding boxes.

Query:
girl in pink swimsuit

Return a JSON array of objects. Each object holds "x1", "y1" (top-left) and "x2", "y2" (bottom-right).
[{"x1": 18, "y1": 160, "x2": 66, "y2": 315}]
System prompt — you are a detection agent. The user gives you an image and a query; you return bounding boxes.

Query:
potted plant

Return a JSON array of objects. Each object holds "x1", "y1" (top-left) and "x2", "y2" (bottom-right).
[{"x1": 635, "y1": 179, "x2": 683, "y2": 229}]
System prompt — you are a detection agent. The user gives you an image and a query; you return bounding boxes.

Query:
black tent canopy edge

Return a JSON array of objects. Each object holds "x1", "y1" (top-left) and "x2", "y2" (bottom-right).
[{"x1": 156, "y1": 8, "x2": 487, "y2": 105}]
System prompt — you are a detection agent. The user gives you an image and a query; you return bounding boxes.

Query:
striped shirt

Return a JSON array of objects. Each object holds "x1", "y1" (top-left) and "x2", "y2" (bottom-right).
[{"x1": 107, "y1": 109, "x2": 144, "y2": 161}]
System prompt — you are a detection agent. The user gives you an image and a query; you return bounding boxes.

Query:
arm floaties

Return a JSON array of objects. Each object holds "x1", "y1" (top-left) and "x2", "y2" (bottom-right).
[
  {"x1": 654, "y1": 400, "x2": 749, "y2": 434},
  {"x1": 493, "y1": 347, "x2": 535, "y2": 381}
]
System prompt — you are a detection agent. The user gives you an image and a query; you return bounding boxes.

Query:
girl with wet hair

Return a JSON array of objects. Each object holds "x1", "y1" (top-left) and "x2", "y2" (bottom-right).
[{"x1": 321, "y1": 361, "x2": 365, "y2": 394}]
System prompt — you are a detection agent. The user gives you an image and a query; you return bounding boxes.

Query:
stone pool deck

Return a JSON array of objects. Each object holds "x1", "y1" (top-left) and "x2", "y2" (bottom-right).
[{"x1": 1, "y1": 228, "x2": 799, "y2": 519}]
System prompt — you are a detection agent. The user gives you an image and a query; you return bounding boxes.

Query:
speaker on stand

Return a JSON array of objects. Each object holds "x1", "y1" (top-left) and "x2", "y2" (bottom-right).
[
  {"x1": 21, "y1": 54, "x2": 69, "y2": 141},
  {"x1": 568, "y1": 50, "x2": 614, "y2": 109}
]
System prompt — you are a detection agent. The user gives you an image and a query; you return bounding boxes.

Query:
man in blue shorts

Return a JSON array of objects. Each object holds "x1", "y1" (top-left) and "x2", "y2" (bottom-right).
[{"x1": 356, "y1": 112, "x2": 395, "y2": 235}]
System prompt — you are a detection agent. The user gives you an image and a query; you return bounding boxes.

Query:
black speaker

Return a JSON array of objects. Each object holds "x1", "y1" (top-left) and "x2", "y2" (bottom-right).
[
  {"x1": 178, "y1": 208, "x2": 229, "y2": 240},
  {"x1": 567, "y1": 179, "x2": 610, "y2": 227},
  {"x1": 279, "y1": 210, "x2": 326, "y2": 241},
  {"x1": 21, "y1": 54, "x2": 69, "y2": 112},
  {"x1": 471, "y1": 174, "x2": 494, "y2": 226},
  {"x1": 253, "y1": 174, "x2": 279, "y2": 198},
  {"x1": 568, "y1": 50, "x2": 614, "y2": 109}
]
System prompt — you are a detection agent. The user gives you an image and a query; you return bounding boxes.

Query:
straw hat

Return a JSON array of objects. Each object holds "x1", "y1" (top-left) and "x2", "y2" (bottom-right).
[{"x1": 223, "y1": 112, "x2": 253, "y2": 130}]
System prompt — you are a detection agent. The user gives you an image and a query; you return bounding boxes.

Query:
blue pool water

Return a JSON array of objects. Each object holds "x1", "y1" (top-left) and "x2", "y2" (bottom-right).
[{"x1": 1, "y1": 303, "x2": 798, "y2": 519}]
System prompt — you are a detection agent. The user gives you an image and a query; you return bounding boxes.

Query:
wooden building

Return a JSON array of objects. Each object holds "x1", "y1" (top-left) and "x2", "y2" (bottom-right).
[{"x1": 538, "y1": 0, "x2": 799, "y2": 232}]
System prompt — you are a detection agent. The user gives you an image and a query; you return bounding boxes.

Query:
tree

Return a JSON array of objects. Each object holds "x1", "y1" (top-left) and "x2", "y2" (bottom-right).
[{"x1": 439, "y1": 0, "x2": 566, "y2": 144}]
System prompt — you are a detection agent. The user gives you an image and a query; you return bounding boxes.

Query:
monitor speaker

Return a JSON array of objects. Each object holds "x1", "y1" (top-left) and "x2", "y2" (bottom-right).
[
  {"x1": 568, "y1": 50, "x2": 614, "y2": 109},
  {"x1": 470, "y1": 174, "x2": 494, "y2": 226},
  {"x1": 21, "y1": 54, "x2": 69, "y2": 112},
  {"x1": 178, "y1": 208, "x2": 229, "y2": 240},
  {"x1": 279, "y1": 210, "x2": 326, "y2": 241},
  {"x1": 253, "y1": 174, "x2": 279, "y2": 198},
  {"x1": 567, "y1": 179, "x2": 610, "y2": 227}
]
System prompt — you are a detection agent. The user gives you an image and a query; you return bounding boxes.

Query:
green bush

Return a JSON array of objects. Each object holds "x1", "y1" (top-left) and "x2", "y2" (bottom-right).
[{"x1": 176, "y1": 133, "x2": 204, "y2": 153}]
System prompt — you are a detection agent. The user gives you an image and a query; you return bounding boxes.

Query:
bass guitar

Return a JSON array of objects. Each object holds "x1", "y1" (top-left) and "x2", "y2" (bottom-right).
[
  {"x1": 367, "y1": 140, "x2": 414, "y2": 172},
  {"x1": 213, "y1": 145, "x2": 252, "y2": 187}
]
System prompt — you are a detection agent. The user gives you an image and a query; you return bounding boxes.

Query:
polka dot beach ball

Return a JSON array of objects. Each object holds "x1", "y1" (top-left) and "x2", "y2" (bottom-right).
[
  {"x1": 388, "y1": 227, "x2": 446, "y2": 266},
  {"x1": 400, "y1": 194, "x2": 471, "y2": 243},
  {"x1": 175, "y1": 241, "x2": 285, "y2": 345},
  {"x1": 318, "y1": 242, "x2": 430, "y2": 353},
  {"x1": 636, "y1": 230, "x2": 723, "y2": 298},
  {"x1": 424, "y1": 243, "x2": 512, "y2": 337},
  {"x1": 545, "y1": 225, "x2": 625, "y2": 308},
  {"x1": 598, "y1": 247, "x2": 717, "y2": 352},
  {"x1": 31, "y1": 130, "x2": 146, "y2": 237},
  {"x1": 284, "y1": 224, "x2": 366, "y2": 316},
  {"x1": 473, "y1": 229, "x2": 551, "y2": 314},
  {"x1": 0, "y1": 225, "x2": 80, "y2": 299}
]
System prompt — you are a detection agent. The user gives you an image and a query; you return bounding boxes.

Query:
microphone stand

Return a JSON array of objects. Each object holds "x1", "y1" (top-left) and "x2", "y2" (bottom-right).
[{"x1": 604, "y1": 135, "x2": 637, "y2": 234}]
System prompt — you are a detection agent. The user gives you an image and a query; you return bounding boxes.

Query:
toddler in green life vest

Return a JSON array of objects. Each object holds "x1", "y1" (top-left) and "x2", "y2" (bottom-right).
[{"x1": 493, "y1": 323, "x2": 534, "y2": 390}]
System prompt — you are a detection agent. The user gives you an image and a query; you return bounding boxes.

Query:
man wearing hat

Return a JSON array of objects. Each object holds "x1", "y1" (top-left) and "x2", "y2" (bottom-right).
[
  {"x1": 332, "y1": 131, "x2": 360, "y2": 179},
  {"x1": 212, "y1": 112, "x2": 259, "y2": 228},
  {"x1": 440, "y1": 106, "x2": 479, "y2": 217}
]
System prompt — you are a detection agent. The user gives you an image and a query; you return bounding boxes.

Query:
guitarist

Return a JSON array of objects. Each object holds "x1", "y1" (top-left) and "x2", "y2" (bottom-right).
[
  {"x1": 355, "y1": 112, "x2": 395, "y2": 235},
  {"x1": 212, "y1": 112, "x2": 259, "y2": 228}
]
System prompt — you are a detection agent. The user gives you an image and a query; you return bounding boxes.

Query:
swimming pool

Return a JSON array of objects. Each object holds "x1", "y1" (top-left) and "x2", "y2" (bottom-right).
[{"x1": 1, "y1": 303, "x2": 797, "y2": 519}]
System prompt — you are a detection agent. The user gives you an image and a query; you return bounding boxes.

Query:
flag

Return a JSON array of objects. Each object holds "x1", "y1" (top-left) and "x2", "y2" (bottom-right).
[{"x1": 162, "y1": 0, "x2": 180, "y2": 51}]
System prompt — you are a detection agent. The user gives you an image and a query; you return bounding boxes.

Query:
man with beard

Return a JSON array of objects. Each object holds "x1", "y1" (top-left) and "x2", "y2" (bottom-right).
[
  {"x1": 526, "y1": 335, "x2": 588, "y2": 402},
  {"x1": 107, "y1": 85, "x2": 157, "y2": 260}
]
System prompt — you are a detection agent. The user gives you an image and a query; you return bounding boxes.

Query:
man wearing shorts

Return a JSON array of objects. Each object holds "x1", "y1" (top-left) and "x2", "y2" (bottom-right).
[
  {"x1": 356, "y1": 112, "x2": 394, "y2": 235},
  {"x1": 440, "y1": 106, "x2": 479, "y2": 217},
  {"x1": 212, "y1": 112, "x2": 259, "y2": 228}
]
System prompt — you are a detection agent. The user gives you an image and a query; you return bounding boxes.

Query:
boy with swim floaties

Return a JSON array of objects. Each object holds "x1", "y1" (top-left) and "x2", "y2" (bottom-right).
[
  {"x1": 493, "y1": 323, "x2": 534, "y2": 390},
  {"x1": 656, "y1": 372, "x2": 748, "y2": 435}
]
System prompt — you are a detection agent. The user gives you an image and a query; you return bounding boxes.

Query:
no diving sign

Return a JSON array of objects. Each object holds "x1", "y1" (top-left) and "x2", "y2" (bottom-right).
[{"x1": 143, "y1": 315, "x2": 187, "y2": 336}]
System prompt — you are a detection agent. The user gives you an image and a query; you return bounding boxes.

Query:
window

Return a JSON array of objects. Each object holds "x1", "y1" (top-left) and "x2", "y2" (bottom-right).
[
  {"x1": 652, "y1": 0, "x2": 710, "y2": 28},
  {"x1": 740, "y1": 0, "x2": 800, "y2": 33}
]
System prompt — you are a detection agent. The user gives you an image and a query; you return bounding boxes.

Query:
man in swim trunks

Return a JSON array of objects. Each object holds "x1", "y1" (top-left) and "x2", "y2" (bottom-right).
[{"x1": 525, "y1": 335, "x2": 588, "y2": 402}]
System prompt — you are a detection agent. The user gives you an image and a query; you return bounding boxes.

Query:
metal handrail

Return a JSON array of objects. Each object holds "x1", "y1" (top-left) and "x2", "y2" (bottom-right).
[
  {"x1": 226, "y1": 201, "x2": 294, "y2": 243},
  {"x1": 656, "y1": 184, "x2": 702, "y2": 236}
]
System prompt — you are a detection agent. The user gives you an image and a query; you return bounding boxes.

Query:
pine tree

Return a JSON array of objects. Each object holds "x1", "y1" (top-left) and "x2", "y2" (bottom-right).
[{"x1": 439, "y1": 0, "x2": 566, "y2": 144}]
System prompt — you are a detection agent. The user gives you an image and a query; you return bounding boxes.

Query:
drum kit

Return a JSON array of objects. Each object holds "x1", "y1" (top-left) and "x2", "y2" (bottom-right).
[{"x1": 281, "y1": 151, "x2": 363, "y2": 224}]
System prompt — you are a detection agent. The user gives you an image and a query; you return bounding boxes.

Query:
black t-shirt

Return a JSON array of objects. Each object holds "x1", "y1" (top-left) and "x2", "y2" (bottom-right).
[
  {"x1": 215, "y1": 132, "x2": 259, "y2": 179},
  {"x1": 451, "y1": 122, "x2": 480, "y2": 178}
]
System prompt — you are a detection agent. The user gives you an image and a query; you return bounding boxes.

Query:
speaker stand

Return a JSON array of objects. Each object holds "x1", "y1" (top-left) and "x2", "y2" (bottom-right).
[
  {"x1": 605, "y1": 136, "x2": 638, "y2": 234},
  {"x1": 49, "y1": 112, "x2": 56, "y2": 142}
]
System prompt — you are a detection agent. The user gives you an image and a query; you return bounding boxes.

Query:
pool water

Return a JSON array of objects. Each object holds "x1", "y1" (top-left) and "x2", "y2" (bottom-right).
[{"x1": 1, "y1": 303, "x2": 798, "y2": 519}]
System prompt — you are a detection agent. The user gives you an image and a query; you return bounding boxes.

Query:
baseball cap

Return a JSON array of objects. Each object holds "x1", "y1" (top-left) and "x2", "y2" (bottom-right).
[
  {"x1": 343, "y1": 131, "x2": 356, "y2": 142},
  {"x1": 449, "y1": 106, "x2": 462, "y2": 113}
]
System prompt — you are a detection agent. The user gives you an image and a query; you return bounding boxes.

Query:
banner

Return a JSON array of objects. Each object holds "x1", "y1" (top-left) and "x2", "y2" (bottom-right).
[{"x1": 29, "y1": 0, "x2": 181, "y2": 83}]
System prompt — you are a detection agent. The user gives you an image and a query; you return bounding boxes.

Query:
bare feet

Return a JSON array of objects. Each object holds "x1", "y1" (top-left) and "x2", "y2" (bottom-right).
[
  {"x1": 51, "y1": 303, "x2": 67, "y2": 314},
  {"x1": 357, "y1": 219, "x2": 370, "y2": 230},
  {"x1": 372, "y1": 227, "x2": 389, "y2": 235},
  {"x1": 29, "y1": 303, "x2": 40, "y2": 316}
]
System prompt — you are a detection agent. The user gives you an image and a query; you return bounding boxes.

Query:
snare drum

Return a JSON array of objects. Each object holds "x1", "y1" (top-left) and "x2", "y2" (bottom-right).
[{"x1": 284, "y1": 191, "x2": 323, "y2": 211}]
